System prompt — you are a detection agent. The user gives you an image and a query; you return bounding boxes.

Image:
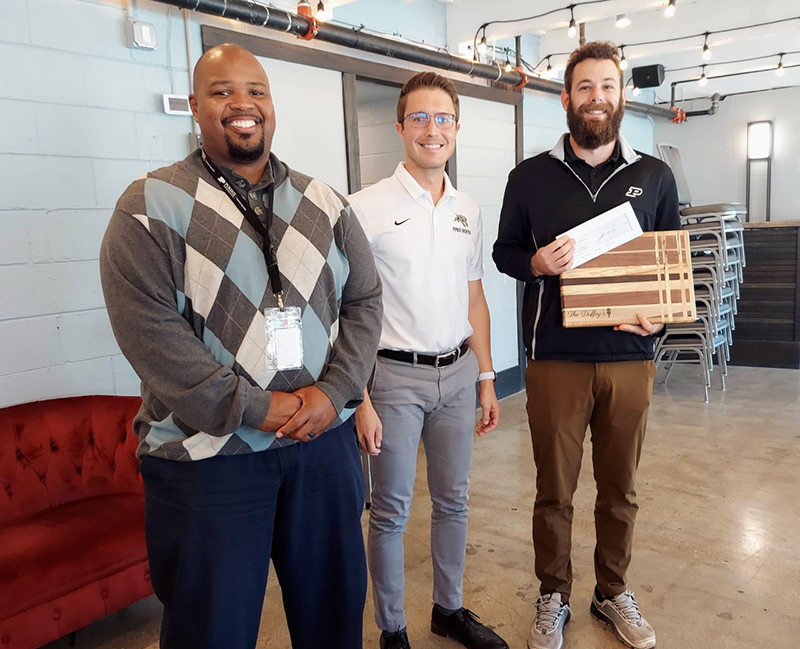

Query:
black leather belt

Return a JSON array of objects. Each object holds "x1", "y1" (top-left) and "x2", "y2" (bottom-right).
[{"x1": 378, "y1": 341, "x2": 469, "y2": 368}]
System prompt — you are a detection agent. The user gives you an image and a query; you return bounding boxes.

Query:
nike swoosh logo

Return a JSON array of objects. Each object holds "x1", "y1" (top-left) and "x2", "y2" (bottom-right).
[{"x1": 394, "y1": 218, "x2": 411, "y2": 226}]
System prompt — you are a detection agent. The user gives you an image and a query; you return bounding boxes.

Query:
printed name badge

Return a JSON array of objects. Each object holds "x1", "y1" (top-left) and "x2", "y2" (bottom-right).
[{"x1": 264, "y1": 307, "x2": 303, "y2": 371}]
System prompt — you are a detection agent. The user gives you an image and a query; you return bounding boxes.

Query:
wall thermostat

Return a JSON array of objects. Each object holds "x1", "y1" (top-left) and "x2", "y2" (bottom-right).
[{"x1": 163, "y1": 94, "x2": 192, "y2": 116}]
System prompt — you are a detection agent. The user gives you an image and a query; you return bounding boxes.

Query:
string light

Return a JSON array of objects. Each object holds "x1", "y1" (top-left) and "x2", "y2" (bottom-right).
[
  {"x1": 632, "y1": 86, "x2": 641, "y2": 96},
  {"x1": 504, "y1": 49, "x2": 513, "y2": 72},
  {"x1": 776, "y1": 53, "x2": 785, "y2": 76},
  {"x1": 616, "y1": 14, "x2": 631, "y2": 28},
  {"x1": 542, "y1": 56, "x2": 556, "y2": 79},
  {"x1": 699, "y1": 65, "x2": 708, "y2": 86},
  {"x1": 665, "y1": 0, "x2": 676, "y2": 18},
  {"x1": 619, "y1": 46, "x2": 628, "y2": 70},
  {"x1": 478, "y1": 34, "x2": 488, "y2": 56},
  {"x1": 316, "y1": 1, "x2": 329, "y2": 21},
  {"x1": 567, "y1": 5, "x2": 577, "y2": 39},
  {"x1": 702, "y1": 33, "x2": 712, "y2": 60}
]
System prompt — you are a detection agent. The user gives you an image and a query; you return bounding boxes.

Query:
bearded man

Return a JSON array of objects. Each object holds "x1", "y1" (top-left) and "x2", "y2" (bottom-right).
[{"x1": 492, "y1": 42, "x2": 680, "y2": 649}]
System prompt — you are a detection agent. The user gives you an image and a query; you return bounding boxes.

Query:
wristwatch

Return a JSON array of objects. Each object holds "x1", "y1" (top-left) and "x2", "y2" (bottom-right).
[{"x1": 477, "y1": 370, "x2": 497, "y2": 383}]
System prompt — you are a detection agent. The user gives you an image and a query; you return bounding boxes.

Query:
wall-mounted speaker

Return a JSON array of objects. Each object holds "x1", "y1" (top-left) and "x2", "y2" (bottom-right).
[{"x1": 631, "y1": 64, "x2": 665, "y2": 88}]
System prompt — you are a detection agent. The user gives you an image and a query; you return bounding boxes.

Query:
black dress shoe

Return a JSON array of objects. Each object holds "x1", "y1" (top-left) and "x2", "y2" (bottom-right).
[
  {"x1": 380, "y1": 628, "x2": 411, "y2": 649},
  {"x1": 430, "y1": 607, "x2": 508, "y2": 649}
]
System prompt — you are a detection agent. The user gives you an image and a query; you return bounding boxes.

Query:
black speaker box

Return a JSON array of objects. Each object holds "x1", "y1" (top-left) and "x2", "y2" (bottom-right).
[{"x1": 631, "y1": 64, "x2": 665, "y2": 88}]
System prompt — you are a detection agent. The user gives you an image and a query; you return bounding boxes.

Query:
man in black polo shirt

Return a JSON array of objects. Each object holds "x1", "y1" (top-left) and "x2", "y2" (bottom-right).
[{"x1": 493, "y1": 42, "x2": 680, "y2": 649}]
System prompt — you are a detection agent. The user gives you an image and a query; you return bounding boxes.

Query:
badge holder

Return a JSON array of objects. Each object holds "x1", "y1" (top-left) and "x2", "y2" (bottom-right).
[{"x1": 265, "y1": 292, "x2": 303, "y2": 371}]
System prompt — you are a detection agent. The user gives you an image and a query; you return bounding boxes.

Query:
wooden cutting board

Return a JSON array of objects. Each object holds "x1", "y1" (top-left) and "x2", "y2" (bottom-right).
[{"x1": 560, "y1": 230, "x2": 696, "y2": 328}]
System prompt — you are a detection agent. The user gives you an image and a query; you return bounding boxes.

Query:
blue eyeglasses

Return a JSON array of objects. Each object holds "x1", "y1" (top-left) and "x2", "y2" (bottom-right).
[{"x1": 401, "y1": 112, "x2": 457, "y2": 129}]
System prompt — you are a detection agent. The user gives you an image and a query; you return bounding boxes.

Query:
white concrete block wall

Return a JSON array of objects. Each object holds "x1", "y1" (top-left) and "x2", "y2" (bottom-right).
[
  {"x1": 0, "y1": 0, "x2": 194, "y2": 407},
  {"x1": 654, "y1": 86, "x2": 800, "y2": 221},
  {"x1": 356, "y1": 85, "x2": 405, "y2": 189}
]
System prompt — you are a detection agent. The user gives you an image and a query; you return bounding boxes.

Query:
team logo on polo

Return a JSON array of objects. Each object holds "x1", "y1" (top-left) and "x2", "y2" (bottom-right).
[
  {"x1": 453, "y1": 214, "x2": 471, "y2": 234},
  {"x1": 626, "y1": 186, "x2": 643, "y2": 198}
]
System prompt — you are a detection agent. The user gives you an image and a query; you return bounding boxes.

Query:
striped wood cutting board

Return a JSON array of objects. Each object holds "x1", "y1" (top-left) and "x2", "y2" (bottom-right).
[{"x1": 560, "y1": 230, "x2": 696, "y2": 328}]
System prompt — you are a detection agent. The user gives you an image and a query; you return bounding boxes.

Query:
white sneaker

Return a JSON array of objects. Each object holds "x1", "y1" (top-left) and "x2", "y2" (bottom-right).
[
  {"x1": 590, "y1": 588, "x2": 656, "y2": 649},
  {"x1": 527, "y1": 592, "x2": 572, "y2": 649}
]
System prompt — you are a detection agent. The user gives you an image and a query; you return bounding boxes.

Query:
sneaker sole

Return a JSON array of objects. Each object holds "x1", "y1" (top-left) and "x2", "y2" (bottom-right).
[
  {"x1": 590, "y1": 601, "x2": 656, "y2": 649},
  {"x1": 526, "y1": 608, "x2": 571, "y2": 649}
]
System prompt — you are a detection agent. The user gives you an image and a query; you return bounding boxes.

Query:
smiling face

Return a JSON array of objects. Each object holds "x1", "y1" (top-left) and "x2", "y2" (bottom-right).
[
  {"x1": 189, "y1": 44, "x2": 276, "y2": 171},
  {"x1": 395, "y1": 88, "x2": 459, "y2": 176},
  {"x1": 561, "y1": 58, "x2": 625, "y2": 150}
]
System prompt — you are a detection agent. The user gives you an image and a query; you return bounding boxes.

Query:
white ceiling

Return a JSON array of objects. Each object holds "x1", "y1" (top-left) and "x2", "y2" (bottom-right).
[{"x1": 445, "y1": 0, "x2": 800, "y2": 102}]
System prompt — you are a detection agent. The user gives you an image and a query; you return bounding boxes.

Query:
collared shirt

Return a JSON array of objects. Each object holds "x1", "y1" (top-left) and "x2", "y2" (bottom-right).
[
  {"x1": 349, "y1": 162, "x2": 483, "y2": 353},
  {"x1": 563, "y1": 137, "x2": 623, "y2": 194},
  {"x1": 218, "y1": 161, "x2": 275, "y2": 224}
]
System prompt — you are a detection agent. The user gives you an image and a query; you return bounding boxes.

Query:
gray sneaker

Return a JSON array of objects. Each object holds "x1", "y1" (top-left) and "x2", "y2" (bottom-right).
[
  {"x1": 527, "y1": 593, "x2": 572, "y2": 649},
  {"x1": 590, "y1": 588, "x2": 656, "y2": 649}
]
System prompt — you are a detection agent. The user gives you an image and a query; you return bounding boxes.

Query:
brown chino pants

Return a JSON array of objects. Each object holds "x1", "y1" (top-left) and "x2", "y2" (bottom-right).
[{"x1": 525, "y1": 359, "x2": 656, "y2": 602}]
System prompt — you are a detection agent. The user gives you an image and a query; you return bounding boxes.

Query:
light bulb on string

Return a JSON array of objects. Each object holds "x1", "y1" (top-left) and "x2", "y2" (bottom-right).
[
  {"x1": 478, "y1": 34, "x2": 488, "y2": 56},
  {"x1": 619, "y1": 47, "x2": 628, "y2": 71},
  {"x1": 699, "y1": 65, "x2": 708, "y2": 86},
  {"x1": 702, "y1": 33, "x2": 712, "y2": 61},
  {"x1": 632, "y1": 86, "x2": 641, "y2": 96},
  {"x1": 504, "y1": 50, "x2": 513, "y2": 72},
  {"x1": 776, "y1": 54, "x2": 785, "y2": 76},
  {"x1": 316, "y1": 1, "x2": 329, "y2": 21},
  {"x1": 567, "y1": 6, "x2": 577, "y2": 39},
  {"x1": 665, "y1": 0, "x2": 676, "y2": 18}
]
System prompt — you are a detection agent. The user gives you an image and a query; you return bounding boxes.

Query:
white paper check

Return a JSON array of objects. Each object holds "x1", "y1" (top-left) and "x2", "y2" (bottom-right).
[{"x1": 557, "y1": 201, "x2": 643, "y2": 270}]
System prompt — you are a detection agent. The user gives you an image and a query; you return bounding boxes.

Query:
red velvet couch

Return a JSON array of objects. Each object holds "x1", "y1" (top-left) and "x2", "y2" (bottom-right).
[{"x1": 0, "y1": 396, "x2": 153, "y2": 649}]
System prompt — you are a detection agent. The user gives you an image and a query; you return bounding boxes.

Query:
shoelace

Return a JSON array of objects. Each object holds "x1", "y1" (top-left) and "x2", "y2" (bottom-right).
[
  {"x1": 534, "y1": 595, "x2": 567, "y2": 634},
  {"x1": 609, "y1": 591, "x2": 644, "y2": 626}
]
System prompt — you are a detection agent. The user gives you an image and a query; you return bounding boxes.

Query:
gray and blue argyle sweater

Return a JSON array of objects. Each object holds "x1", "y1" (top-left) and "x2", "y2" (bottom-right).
[{"x1": 100, "y1": 150, "x2": 382, "y2": 461}]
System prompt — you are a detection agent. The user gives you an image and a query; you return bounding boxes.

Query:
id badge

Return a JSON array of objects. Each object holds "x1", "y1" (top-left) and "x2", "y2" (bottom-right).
[{"x1": 264, "y1": 306, "x2": 303, "y2": 371}]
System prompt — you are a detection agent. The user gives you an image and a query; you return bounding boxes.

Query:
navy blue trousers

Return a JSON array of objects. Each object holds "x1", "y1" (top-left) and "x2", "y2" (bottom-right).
[{"x1": 140, "y1": 419, "x2": 366, "y2": 649}]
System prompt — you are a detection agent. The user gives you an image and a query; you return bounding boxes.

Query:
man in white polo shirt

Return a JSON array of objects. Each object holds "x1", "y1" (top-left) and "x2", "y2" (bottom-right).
[{"x1": 349, "y1": 72, "x2": 506, "y2": 649}]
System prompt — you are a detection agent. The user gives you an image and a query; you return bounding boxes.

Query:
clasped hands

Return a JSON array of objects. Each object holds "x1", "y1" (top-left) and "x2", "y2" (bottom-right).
[{"x1": 259, "y1": 386, "x2": 336, "y2": 442}]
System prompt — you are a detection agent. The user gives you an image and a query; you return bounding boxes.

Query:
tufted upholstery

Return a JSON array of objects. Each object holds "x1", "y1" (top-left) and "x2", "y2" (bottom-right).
[{"x1": 0, "y1": 396, "x2": 153, "y2": 649}]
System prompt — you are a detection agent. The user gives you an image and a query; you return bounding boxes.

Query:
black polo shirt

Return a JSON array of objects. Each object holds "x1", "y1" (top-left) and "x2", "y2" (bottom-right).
[{"x1": 563, "y1": 137, "x2": 623, "y2": 194}]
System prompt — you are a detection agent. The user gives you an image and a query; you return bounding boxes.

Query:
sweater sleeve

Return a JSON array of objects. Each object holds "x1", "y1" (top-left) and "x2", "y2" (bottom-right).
[
  {"x1": 100, "y1": 208, "x2": 272, "y2": 436},
  {"x1": 493, "y1": 170, "x2": 538, "y2": 283},
  {"x1": 313, "y1": 203, "x2": 383, "y2": 413}
]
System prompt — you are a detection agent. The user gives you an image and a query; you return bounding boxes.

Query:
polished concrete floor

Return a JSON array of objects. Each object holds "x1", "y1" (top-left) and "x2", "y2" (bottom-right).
[{"x1": 45, "y1": 364, "x2": 800, "y2": 649}]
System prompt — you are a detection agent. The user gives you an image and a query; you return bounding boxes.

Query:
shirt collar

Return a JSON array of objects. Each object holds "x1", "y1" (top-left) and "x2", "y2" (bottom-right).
[
  {"x1": 563, "y1": 137, "x2": 621, "y2": 166},
  {"x1": 393, "y1": 162, "x2": 457, "y2": 203},
  {"x1": 550, "y1": 133, "x2": 640, "y2": 165}
]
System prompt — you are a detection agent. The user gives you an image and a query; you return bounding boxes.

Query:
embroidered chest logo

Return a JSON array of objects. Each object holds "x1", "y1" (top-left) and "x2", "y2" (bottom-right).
[
  {"x1": 626, "y1": 186, "x2": 643, "y2": 198},
  {"x1": 453, "y1": 214, "x2": 471, "y2": 234}
]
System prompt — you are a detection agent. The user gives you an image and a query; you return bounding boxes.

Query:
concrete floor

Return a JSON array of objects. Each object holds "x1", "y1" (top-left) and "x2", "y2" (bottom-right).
[{"x1": 44, "y1": 364, "x2": 800, "y2": 649}]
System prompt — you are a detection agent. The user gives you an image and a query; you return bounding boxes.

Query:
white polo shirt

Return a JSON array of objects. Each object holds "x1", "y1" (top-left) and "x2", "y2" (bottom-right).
[{"x1": 349, "y1": 162, "x2": 483, "y2": 354}]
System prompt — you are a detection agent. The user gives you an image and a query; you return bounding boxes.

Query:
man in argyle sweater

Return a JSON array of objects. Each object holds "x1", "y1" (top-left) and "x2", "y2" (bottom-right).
[{"x1": 100, "y1": 44, "x2": 382, "y2": 649}]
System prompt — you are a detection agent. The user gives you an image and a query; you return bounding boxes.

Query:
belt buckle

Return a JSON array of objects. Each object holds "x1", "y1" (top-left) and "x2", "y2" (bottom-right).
[{"x1": 434, "y1": 348, "x2": 458, "y2": 369}]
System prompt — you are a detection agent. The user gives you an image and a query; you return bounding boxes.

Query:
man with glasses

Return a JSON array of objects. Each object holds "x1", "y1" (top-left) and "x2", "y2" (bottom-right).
[{"x1": 348, "y1": 72, "x2": 506, "y2": 649}]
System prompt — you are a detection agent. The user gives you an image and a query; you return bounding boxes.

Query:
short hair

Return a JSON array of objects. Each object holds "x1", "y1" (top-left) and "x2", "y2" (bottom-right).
[
  {"x1": 396, "y1": 72, "x2": 460, "y2": 124},
  {"x1": 563, "y1": 42, "x2": 623, "y2": 93}
]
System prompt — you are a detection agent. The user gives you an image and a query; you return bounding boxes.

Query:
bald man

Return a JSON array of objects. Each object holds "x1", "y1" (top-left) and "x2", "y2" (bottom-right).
[{"x1": 100, "y1": 44, "x2": 383, "y2": 649}]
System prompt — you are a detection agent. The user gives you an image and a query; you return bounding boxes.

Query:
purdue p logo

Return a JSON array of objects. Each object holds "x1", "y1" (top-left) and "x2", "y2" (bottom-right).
[{"x1": 626, "y1": 186, "x2": 643, "y2": 198}]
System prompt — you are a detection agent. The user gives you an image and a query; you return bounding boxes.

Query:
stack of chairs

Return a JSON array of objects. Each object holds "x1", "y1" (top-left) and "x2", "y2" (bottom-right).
[{"x1": 654, "y1": 144, "x2": 747, "y2": 401}]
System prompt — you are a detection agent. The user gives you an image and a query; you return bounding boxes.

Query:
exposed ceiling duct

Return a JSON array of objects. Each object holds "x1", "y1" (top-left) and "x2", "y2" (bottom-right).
[{"x1": 152, "y1": 0, "x2": 676, "y2": 120}]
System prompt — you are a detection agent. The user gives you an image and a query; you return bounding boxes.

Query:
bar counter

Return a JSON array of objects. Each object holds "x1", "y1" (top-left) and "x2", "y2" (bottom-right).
[{"x1": 730, "y1": 221, "x2": 800, "y2": 369}]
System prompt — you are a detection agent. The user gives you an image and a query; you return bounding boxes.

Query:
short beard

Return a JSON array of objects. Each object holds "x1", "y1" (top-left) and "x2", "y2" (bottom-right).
[
  {"x1": 566, "y1": 97, "x2": 624, "y2": 150},
  {"x1": 225, "y1": 131, "x2": 266, "y2": 163}
]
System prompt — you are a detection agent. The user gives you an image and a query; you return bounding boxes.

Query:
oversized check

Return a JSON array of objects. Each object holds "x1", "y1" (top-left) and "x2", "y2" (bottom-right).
[{"x1": 557, "y1": 201, "x2": 643, "y2": 270}]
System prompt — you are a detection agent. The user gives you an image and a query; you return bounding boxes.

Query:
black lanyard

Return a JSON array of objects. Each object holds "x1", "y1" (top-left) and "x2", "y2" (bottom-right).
[{"x1": 199, "y1": 149, "x2": 284, "y2": 309}]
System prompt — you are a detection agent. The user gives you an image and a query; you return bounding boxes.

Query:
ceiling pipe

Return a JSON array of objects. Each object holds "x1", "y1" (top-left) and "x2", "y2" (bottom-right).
[{"x1": 151, "y1": 0, "x2": 676, "y2": 120}]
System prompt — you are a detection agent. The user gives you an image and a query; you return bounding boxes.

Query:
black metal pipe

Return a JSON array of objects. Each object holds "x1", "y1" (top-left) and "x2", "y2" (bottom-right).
[{"x1": 157, "y1": 0, "x2": 676, "y2": 119}]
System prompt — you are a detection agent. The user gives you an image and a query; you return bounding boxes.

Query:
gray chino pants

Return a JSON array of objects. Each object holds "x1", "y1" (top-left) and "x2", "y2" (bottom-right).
[{"x1": 367, "y1": 349, "x2": 479, "y2": 632}]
